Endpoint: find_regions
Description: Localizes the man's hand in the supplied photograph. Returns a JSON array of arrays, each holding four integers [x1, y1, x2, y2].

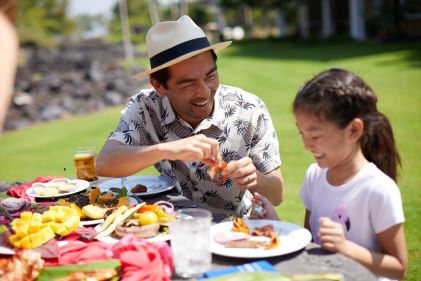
[[162, 134, 221, 162], [221, 157, 257, 189], [318, 217, 348, 254]]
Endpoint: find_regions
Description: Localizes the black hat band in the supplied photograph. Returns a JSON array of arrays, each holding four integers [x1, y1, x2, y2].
[[150, 37, 210, 69]]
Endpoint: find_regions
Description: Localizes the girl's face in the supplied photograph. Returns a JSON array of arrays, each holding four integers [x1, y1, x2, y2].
[[294, 109, 359, 169]]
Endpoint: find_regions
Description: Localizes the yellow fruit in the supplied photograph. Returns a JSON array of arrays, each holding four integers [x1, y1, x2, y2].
[[9, 211, 58, 248], [82, 204, 107, 219], [89, 188, 100, 204], [70, 203, 87, 219], [116, 197, 130, 207], [29, 227, 55, 248], [137, 211, 158, 226]]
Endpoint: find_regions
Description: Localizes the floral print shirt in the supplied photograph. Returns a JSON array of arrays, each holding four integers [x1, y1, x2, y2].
[[108, 84, 281, 215]]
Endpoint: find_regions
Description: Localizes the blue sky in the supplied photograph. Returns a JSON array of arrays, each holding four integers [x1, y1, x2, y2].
[[68, 0, 118, 17]]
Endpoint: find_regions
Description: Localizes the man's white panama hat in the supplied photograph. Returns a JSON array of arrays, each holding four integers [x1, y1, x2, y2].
[[134, 15, 232, 79]]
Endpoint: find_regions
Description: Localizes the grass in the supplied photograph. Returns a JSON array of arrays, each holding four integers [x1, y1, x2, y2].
[[1, 39, 420, 279]]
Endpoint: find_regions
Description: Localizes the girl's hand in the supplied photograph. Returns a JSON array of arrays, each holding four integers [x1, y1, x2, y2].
[[318, 217, 348, 254], [249, 192, 279, 220]]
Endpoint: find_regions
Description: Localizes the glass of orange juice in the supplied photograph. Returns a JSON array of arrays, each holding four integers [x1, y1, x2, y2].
[[73, 147, 98, 181]]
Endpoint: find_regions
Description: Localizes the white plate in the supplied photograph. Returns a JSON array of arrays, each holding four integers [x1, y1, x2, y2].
[[25, 179, 90, 199], [98, 176, 175, 197], [94, 224, 171, 243], [210, 219, 311, 258], [0, 246, 15, 255], [79, 218, 105, 227], [78, 196, 137, 226]]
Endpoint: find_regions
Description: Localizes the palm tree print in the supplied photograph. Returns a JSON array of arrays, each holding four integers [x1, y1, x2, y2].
[[246, 134, 263, 152], [262, 142, 271, 160], [203, 189, 222, 201], [217, 126, 231, 145], [233, 119, 250, 135], [221, 148, 239, 162], [224, 200, 236, 211], [224, 105, 236, 118], [193, 162, 208, 180]]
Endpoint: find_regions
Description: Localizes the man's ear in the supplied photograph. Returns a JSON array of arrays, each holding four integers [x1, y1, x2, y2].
[[349, 118, 364, 141], [150, 78, 165, 96]]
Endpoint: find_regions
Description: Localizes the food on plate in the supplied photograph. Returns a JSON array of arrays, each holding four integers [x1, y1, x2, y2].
[[95, 204, 144, 239], [52, 268, 117, 281], [115, 220, 160, 239], [33, 186, 60, 196], [30, 178, 80, 196], [100, 206, 127, 231], [131, 183, 148, 193], [0, 249, 44, 281], [95, 202, 176, 240], [232, 217, 250, 234], [82, 205, 108, 219], [134, 210, 158, 225], [9, 206, 80, 248], [215, 217, 280, 250], [207, 159, 229, 186], [57, 188, 130, 221]]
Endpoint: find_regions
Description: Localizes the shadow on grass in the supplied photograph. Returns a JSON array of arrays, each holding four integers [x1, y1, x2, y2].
[[222, 38, 421, 68]]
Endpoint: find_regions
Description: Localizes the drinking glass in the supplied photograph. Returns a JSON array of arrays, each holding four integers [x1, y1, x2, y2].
[[169, 208, 212, 278], [73, 146, 98, 181]]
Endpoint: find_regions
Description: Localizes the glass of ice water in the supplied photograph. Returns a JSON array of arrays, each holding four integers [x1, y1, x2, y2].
[[169, 208, 212, 278]]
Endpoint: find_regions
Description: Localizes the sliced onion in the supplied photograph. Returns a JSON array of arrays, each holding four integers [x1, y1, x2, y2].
[[153, 201, 174, 215], [0, 198, 26, 212], [213, 231, 250, 244]]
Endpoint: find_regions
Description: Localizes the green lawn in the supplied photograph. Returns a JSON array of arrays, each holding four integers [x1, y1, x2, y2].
[[1, 39, 420, 279]]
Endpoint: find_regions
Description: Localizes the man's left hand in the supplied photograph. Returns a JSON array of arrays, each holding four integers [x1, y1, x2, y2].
[[222, 157, 257, 189]]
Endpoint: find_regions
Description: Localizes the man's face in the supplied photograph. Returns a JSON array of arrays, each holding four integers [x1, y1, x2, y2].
[[153, 51, 219, 127]]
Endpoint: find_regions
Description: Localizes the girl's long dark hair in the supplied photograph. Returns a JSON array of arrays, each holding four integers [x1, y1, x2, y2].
[[293, 68, 401, 181]]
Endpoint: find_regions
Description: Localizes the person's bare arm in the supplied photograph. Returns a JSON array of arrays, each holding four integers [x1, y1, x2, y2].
[[0, 13, 18, 133], [96, 134, 221, 177], [221, 157, 284, 206], [319, 218, 407, 279], [251, 168, 284, 205]]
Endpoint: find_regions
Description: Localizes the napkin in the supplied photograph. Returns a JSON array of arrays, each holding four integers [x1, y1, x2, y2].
[[196, 260, 277, 279], [107, 235, 173, 281], [45, 235, 173, 281], [6, 176, 62, 199]]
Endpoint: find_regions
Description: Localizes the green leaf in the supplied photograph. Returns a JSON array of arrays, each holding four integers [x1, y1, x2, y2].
[[0, 224, 8, 234], [118, 186, 128, 199], [37, 259, 121, 281]]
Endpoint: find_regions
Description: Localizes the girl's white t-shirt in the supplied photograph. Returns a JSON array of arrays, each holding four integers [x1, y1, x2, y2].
[[299, 162, 404, 252]]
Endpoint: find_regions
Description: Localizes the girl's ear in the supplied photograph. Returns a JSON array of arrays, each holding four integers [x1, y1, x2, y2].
[[150, 78, 165, 96], [348, 118, 364, 141]]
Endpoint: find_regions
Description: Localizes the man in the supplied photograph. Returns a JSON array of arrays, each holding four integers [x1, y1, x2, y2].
[[96, 15, 284, 215]]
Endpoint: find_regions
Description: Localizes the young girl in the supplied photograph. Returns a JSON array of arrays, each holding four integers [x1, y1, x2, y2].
[[250, 68, 407, 280]]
